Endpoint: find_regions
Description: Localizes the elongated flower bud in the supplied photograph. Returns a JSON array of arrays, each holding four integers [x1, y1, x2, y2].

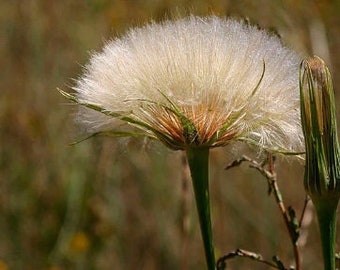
[[300, 56, 340, 199], [300, 56, 340, 270]]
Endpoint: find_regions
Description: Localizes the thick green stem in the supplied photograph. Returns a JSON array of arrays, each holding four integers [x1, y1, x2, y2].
[[313, 197, 339, 270], [185, 147, 215, 270]]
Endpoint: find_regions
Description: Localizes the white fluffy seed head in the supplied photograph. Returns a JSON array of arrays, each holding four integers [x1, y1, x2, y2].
[[73, 15, 304, 153]]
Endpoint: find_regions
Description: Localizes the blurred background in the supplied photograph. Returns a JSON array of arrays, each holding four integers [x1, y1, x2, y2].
[[1, 0, 340, 269]]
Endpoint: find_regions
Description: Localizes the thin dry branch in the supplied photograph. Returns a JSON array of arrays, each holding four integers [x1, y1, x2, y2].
[[224, 153, 302, 270]]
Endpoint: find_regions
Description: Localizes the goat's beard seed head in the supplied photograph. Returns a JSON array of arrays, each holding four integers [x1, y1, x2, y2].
[[71, 15, 304, 154]]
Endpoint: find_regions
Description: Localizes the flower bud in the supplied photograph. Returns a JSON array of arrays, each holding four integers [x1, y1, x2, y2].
[[300, 56, 340, 200]]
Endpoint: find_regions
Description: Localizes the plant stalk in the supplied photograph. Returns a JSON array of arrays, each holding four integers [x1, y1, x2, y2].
[[186, 147, 215, 270], [313, 197, 339, 270], [267, 154, 301, 270]]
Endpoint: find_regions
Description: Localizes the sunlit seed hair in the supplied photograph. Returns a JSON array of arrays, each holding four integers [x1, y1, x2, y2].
[[72, 15, 304, 153]]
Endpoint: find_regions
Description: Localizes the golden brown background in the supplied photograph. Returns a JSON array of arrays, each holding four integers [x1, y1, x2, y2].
[[1, 0, 340, 269]]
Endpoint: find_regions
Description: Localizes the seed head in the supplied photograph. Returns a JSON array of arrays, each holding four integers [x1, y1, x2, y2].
[[63, 16, 304, 153]]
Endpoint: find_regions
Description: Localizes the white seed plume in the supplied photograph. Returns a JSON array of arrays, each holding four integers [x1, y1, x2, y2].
[[71, 16, 304, 153]]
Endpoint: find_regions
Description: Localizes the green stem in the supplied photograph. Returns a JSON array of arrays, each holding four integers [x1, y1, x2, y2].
[[185, 147, 215, 270], [313, 197, 339, 270]]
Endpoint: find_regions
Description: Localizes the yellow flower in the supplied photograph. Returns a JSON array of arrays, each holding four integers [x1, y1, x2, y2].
[[69, 231, 90, 253], [0, 261, 8, 270]]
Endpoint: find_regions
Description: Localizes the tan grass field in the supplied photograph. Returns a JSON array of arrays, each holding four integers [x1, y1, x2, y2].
[[1, 0, 340, 269]]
